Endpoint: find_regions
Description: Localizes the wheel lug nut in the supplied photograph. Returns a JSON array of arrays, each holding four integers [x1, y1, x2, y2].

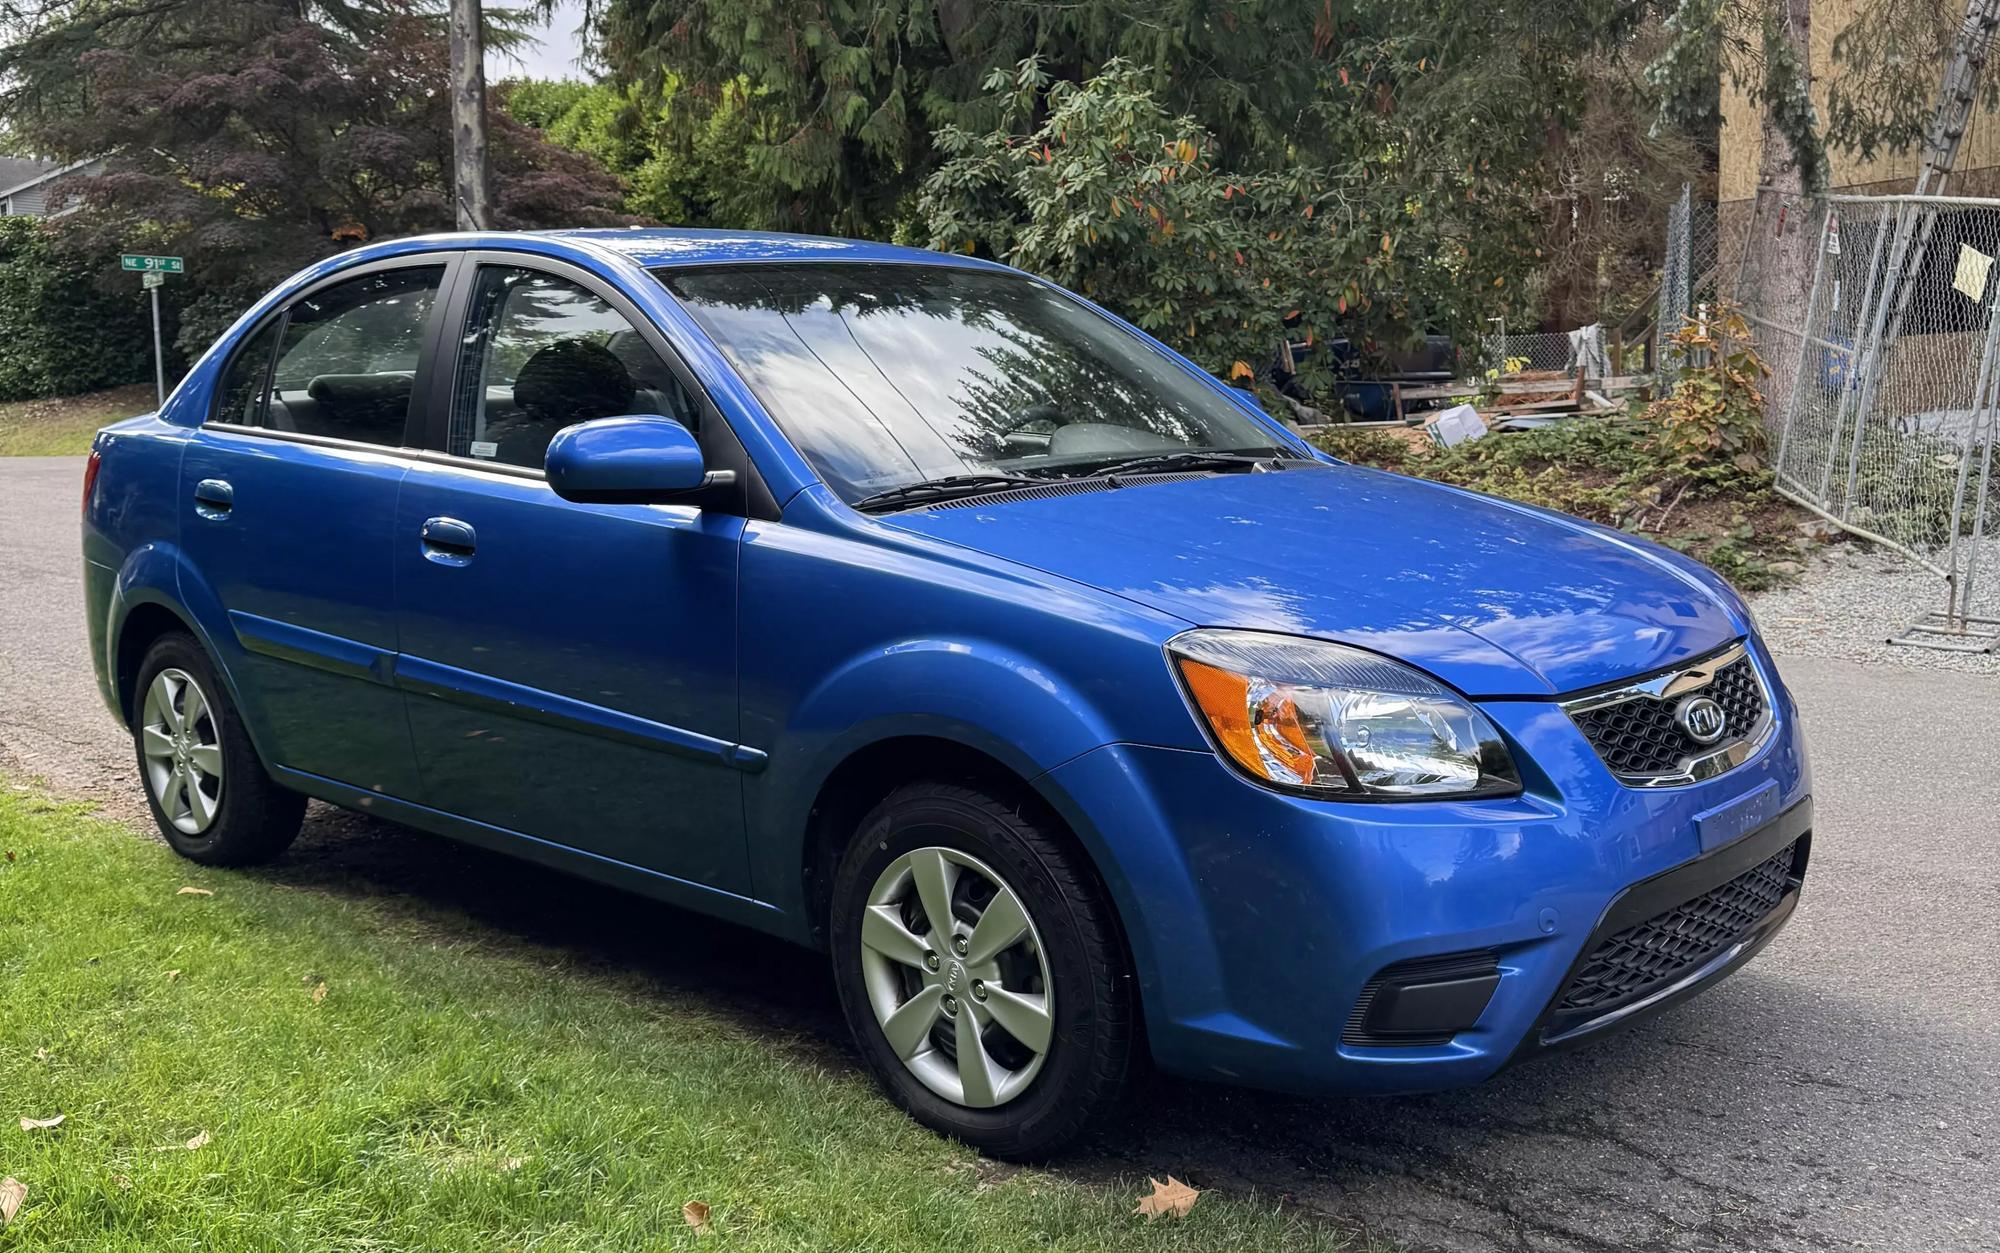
[[971, 980, 987, 1001], [941, 994, 958, 1016], [952, 935, 969, 957], [923, 951, 939, 972]]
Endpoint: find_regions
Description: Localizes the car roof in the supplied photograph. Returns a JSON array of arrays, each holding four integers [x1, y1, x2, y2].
[[534, 227, 1002, 272]]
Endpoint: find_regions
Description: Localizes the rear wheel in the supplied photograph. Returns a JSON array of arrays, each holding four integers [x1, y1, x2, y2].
[[829, 781, 1135, 1159], [132, 632, 304, 865]]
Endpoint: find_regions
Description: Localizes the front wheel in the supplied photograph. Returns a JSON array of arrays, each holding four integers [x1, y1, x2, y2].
[[829, 782, 1136, 1159], [131, 632, 305, 866]]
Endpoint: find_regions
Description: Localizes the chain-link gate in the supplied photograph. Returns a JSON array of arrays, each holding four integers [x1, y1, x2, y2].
[[1744, 192, 2000, 651]]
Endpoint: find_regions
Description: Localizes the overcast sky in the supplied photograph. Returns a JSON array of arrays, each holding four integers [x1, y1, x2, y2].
[[487, 0, 592, 82]]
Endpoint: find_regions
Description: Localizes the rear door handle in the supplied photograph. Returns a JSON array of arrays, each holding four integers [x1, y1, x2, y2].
[[420, 516, 477, 565], [193, 478, 234, 519]]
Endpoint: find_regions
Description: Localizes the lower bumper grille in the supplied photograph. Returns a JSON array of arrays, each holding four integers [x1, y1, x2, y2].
[[1552, 838, 1803, 1025]]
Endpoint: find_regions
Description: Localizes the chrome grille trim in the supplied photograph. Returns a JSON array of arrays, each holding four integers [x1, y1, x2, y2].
[[1560, 642, 1776, 788]]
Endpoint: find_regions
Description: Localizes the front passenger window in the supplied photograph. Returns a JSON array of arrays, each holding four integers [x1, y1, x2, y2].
[[266, 266, 443, 446], [450, 266, 701, 470]]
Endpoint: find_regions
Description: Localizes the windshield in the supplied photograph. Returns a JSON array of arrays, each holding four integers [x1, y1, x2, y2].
[[656, 263, 1286, 501]]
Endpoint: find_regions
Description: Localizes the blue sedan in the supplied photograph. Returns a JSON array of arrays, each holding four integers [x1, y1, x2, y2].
[[81, 229, 1812, 1158]]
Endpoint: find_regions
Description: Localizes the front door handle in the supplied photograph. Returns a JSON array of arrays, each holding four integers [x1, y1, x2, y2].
[[193, 478, 234, 519], [420, 516, 477, 566]]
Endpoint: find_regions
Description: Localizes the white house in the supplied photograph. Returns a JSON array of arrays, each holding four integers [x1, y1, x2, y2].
[[0, 157, 102, 218]]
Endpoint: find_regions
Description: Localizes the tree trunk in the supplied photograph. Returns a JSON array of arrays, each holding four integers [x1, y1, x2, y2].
[[449, 0, 491, 231], [1752, 0, 1815, 427]]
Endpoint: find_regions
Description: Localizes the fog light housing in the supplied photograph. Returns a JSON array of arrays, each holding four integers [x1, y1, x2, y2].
[[1342, 951, 1501, 1047]]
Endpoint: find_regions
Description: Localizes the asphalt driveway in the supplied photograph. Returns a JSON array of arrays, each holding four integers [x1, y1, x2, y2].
[[5, 453, 1996, 1251]]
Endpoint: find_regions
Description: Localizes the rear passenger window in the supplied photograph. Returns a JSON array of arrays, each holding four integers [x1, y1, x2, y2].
[[265, 266, 443, 446], [450, 266, 701, 470], [212, 319, 279, 426]]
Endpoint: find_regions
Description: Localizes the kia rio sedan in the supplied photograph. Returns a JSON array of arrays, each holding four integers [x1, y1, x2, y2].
[[82, 229, 1812, 1158]]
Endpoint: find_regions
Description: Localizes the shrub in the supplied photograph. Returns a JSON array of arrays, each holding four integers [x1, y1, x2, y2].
[[1315, 324, 1810, 589], [0, 218, 155, 402]]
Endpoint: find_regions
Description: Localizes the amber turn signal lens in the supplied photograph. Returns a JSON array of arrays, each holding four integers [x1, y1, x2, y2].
[[1175, 657, 1318, 786]]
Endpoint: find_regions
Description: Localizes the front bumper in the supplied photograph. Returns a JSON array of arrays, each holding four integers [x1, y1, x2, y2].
[[1045, 645, 1813, 1095]]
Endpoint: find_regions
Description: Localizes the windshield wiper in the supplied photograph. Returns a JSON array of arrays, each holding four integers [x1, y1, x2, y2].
[[851, 473, 1049, 513], [1079, 449, 1303, 480]]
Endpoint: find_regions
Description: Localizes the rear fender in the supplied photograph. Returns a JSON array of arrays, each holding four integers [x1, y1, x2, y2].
[[105, 543, 269, 765]]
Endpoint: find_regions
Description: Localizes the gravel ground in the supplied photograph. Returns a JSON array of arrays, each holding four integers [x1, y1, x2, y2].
[[1750, 535, 2000, 674]]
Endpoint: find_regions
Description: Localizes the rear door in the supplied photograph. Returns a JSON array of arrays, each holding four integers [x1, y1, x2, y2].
[[179, 258, 453, 798], [391, 253, 752, 892]]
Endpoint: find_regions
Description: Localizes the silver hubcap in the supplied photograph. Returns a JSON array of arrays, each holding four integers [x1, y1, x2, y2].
[[858, 847, 1053, 1109], [140, 668, 222, 835]]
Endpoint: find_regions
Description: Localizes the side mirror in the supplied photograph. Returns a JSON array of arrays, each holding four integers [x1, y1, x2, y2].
[[544, 415, 728, 504]]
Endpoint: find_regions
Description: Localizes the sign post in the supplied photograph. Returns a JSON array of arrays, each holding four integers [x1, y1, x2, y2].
[[122, 254, 184, 407]]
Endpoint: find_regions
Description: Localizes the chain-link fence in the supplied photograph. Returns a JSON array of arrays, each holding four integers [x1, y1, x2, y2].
[[1655, 184, 1736, 393], [1737, 190, 2000, 650], [1481, 327, 1608, 375]]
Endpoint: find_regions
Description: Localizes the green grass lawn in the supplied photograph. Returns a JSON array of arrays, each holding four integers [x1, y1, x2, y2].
[[0, 386, 153, 457], [0, 784, 1353, 1251]]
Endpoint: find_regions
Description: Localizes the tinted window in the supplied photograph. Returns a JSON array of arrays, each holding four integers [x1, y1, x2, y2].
[[659, 264, 1279, 500], [212, 318, 279, 426], [450, 266, 700, 470], [265, 266, 443, 446]]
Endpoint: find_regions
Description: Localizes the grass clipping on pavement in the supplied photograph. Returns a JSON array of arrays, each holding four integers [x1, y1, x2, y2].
[[0, 784, 1350, 1250]]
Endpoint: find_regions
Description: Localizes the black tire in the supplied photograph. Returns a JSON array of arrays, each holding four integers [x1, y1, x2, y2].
[[829, 781, 1136, 1159], [131, 632, 305, 866]]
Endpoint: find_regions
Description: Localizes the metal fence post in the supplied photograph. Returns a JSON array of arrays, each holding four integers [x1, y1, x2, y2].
[[1826, 200, 1916, 509]]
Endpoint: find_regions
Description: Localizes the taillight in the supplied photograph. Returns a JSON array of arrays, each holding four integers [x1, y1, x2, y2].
[[82, 449, 103, 517]]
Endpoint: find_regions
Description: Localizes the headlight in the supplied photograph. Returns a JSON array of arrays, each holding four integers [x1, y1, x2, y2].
[[1167, 629, 1521, 799]]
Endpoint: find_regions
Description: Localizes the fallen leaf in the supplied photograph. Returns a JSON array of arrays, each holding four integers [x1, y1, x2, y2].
[[311, 981, 327, 1004], [185, 1130, 210, 1151], [1133, 1176, 1202, 1220], [164, 970, 181, 982], [0, 1178, 23, 1226], [19, 1114, 64, 1131], [682, 1200, 713, 1236], [4, 850, 14, 862], [175, 886, 213, 897]]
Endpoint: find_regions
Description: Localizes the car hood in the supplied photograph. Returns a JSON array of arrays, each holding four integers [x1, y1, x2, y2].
[[881, 463, 1743, 697]]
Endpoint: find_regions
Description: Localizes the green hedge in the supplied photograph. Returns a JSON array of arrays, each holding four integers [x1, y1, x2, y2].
[[0, 217, 157, 402]]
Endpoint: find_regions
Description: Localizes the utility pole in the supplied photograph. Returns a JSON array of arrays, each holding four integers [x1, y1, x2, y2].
[[448, 0, 492, 230]]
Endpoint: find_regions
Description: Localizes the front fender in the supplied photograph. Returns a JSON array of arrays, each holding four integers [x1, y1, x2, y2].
[[743, 637, 1127, 925]]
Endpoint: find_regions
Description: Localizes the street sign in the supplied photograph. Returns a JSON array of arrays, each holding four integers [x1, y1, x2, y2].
[[120, 254, 184, 273], [141, 270, 164, 290]]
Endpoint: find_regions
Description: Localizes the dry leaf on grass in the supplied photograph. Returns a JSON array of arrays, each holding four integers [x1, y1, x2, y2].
[[1133, 1176, 1202, 1220], [155, 1130, 210, 1152], [0, 1178, 24, 1226], [175, 886, 213, 897], [310, 982, 327, 1004], [682, 1200, 713, 1236], [18, 1115, 64, 1131], [164, 970, 181, 982], [185, 1130, 210, 1151]]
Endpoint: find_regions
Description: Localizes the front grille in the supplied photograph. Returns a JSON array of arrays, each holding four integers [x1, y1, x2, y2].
[[1552, 839, 1800, 1023], [1567, 650, 1768, 780]]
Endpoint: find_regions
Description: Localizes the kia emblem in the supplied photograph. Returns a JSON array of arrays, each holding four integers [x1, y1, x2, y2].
[[1676, 695, 1728, 745]]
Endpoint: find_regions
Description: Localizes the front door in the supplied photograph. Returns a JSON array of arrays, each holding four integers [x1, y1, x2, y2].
[[179, 260, 450, 798], [392, 258, 750, 892]]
